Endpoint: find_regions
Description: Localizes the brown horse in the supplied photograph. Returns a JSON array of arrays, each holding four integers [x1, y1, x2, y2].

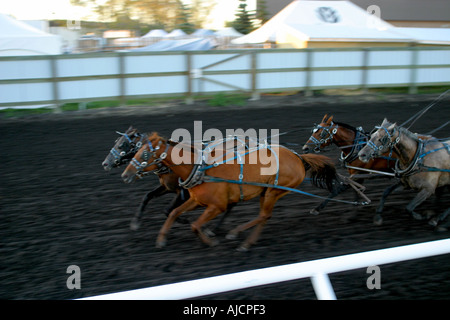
[[102, 126, 231, 232], [121, 132, 339, 251], [359, 118, 450, 228], [303, 114, 397, 224]]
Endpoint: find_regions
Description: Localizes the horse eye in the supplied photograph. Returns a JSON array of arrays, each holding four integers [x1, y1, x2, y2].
[[120, 151, 126, 156]]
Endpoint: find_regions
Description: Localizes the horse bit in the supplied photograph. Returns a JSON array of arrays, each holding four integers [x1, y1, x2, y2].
[[308, 123, 338, 152]]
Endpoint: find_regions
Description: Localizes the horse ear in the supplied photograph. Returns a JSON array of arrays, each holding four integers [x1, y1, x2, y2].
[[381, 118, 389, 126], [327, 115, 334, 124], [321, 114, 328, 123], [388, 122, 397, 131]]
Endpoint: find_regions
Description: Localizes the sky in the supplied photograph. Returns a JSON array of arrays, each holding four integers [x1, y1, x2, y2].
[[0, 0, 256, 30]]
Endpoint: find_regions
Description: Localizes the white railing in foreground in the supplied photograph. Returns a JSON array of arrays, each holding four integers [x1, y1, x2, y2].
[[81, 238, 450, 300]]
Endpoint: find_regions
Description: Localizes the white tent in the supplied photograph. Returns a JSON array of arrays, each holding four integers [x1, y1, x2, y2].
[[192, 29, 215, 37], [395, 27, 450, 46], [142, 29, 168, 38], [133, 38, 215, 52], [214, 27, 243, 38], [165, 29, 187, 39], [232, 0, 412, 47], [0, 14, 62, 55]]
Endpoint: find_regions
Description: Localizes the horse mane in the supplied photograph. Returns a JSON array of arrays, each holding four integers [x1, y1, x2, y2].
[[398, 127, 419, 141], [334, 121, 357, 132]]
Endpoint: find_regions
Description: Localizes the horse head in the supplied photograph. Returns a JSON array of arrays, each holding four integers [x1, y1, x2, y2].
[[121, 132, 169, 183], [358, 118, 399, 163], [303, 114, 337, 153], [102, 126, 145, 171]]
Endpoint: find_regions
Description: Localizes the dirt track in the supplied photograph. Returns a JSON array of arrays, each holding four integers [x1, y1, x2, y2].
[[1, 92, 449, 300]]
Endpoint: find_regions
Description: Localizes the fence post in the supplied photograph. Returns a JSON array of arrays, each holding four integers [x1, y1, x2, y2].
[[305, 49, 313, 97], [311, 273, 337, 300], [49, 55, 61, 113], [409, 45, 419, 94], [361, 48, 370, 93], [250, 51, 260, 101], [118, 52, 127, 107], [185, 52, 194, 105]]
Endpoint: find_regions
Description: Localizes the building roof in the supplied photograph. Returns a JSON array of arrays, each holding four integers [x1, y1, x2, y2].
[[234, 1, 412, 45], [262, 0, 450, 22]]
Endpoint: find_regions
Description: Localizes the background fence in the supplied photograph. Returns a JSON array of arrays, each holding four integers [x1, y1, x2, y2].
[[1, 46, 450, 108]]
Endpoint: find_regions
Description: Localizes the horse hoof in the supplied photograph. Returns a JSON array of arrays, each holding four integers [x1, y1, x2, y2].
[[412, 212, 423, 221], [373, 215, 383, 226], [156, 238, 167, 249], [129, 218, 140, 231], [310, 208, 320, 215], [428, 218, 438, 227], [204, 228, 216, 237], [236, 245, 249, 252], [226, 232, 238, 240]]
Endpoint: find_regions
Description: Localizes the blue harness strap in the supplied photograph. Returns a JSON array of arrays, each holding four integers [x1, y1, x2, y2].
[[202, 175, 361, 205]]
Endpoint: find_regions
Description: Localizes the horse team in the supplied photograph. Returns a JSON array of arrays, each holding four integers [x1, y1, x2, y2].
[[102, 113, 450, 251]]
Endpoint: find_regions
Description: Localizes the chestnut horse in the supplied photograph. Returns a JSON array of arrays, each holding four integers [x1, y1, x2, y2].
[[303, 114, 397, 224], [102, 126, 230, 232], [121, 132, 338, 251], [359, 118, 450, 229]]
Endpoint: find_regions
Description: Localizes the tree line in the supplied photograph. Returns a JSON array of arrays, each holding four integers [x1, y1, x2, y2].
[[70, 0, 269, 35]]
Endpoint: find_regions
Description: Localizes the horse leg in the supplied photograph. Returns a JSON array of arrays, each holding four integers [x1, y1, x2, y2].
[[156, 198, 199, 248], [406, 188, 433, 221], [205, 203, 236, 237], [130, 185, 169, 231], [227, 196, 267, 240], [237, 192, 284, 251], [191, 205, 224, 247], [310, 183, 349, 215], [429, 207, 450, 231], [164, 188, 191, 224], [374, 181, 402, 226]]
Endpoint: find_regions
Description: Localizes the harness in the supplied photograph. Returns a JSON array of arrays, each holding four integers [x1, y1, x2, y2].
[[130, 139, 171, 178], [339, 128, 368, 165], [133, 134, 366, 206], [109, 131, 145, 165], [395, 138, 450, 177], [366, 125, 450, 177], [307, 123, 338, 152]]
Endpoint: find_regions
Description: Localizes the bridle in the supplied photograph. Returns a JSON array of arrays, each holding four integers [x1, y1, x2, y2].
[[307, 123, 338, 152], [366, 125, 400, 157], [130, 139, 171, 177], [109, 131, 145, 166]]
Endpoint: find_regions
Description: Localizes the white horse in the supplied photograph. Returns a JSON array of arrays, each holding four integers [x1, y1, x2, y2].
[[358, 119, 450, 229]]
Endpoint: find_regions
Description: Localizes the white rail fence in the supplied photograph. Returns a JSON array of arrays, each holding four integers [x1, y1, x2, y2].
[[81, 238, 450, 300], [1, 47, 450, 109]]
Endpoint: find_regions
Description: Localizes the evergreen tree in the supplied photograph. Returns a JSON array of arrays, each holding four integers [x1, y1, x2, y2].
[[175, 1, 196, 33], [256, 0, 269, 27], [231, 0, 254, 35]]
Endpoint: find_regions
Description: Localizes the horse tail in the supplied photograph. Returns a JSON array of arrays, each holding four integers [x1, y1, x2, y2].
[[299, 154, 338, 192]]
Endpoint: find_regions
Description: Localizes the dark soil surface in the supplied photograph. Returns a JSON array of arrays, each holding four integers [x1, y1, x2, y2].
[[1, 92, 449, 300]]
